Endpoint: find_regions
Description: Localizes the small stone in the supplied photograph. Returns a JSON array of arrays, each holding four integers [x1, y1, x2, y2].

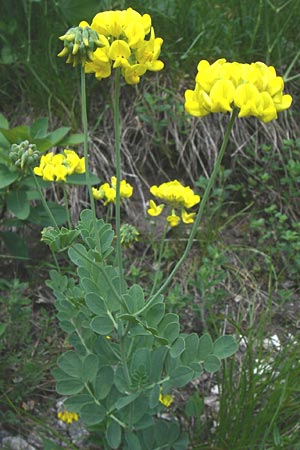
[[2, 436, 37, 450]]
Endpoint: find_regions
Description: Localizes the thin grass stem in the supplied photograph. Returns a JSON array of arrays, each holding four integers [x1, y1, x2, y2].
[[140, 109, 238, 314]]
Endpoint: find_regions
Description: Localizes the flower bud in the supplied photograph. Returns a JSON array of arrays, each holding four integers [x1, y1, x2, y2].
[[9, 141, 40, 171], [58, 25, 103, 67]]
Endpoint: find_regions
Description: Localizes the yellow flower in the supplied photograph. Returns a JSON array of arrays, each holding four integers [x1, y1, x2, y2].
[[167, 213, 180, 227], [64, 149, 85, 174], [159, 392, 174, 408], [181, 210, 196, 224], [148, 180, 200, 227], [93, 176, 133, 205], [92, 187, 104, 200], [82, 7, 164, 84], [185, 59, 292, 122], [147, 199, 164, 216], [57, 410, 79, 424], [33, 150, 85, 182]]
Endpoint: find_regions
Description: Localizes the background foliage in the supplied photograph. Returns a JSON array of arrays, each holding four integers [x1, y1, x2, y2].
[[1, 0, 300, 449]]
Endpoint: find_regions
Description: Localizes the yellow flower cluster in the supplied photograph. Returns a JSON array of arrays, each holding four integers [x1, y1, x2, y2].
[[92, 176, 133, 205], [185, 59, 292, 122], [57, 410, 79, 424], [34, 149, 85, 182], [148, 180, 200, 227], [82, 8, 164, 84]]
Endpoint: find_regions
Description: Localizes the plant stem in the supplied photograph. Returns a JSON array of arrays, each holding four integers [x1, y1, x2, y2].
[[143, 109, 238, 312], [149, 221, 169, 296], [32, 173, 59, 231], [81, 65, 103, 254], [81, 66, 96, 217], [113, 68, 125, 293]]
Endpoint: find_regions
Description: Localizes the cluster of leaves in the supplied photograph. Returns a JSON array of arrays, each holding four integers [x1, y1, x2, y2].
[[45, 210, 237, 449], [0, 114, 88, 258]]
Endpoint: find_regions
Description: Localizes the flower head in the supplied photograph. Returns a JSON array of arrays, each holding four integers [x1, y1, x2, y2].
[[9, 141, 40, 171], [57, 410, 79, 424], [33, 149, 85, 182], [185, 59, 292, 122], [92, 176, 133, 205], [148, 180, 200, 227], [159, 392, 174, 408], [83, 8, 164, 84], [58, 24, 102, 67]]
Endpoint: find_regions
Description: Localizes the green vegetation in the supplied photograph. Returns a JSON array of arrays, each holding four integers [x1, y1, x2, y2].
[[1, 0, 300, 449]]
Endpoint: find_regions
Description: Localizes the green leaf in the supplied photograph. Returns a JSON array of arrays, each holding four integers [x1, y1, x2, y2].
[[149, 384, 160, 409], [0, 231, 28, 258], [181, 333, 199, 365], [158, 313, 179, 333], [170, 337, 185, 358], [169, 366, 194, 387], [47, 126, 70, 145], [66, 172, 101, 185], [0, 126, 30, 143], [86, 292, 106, 315], [7, 190, 30, 219], [30, 117, 48, 139], [90, 315, 114, 335], [114, 367, 129, 393], [57, 350, 82, 378], [173, 433, 189, 450], [94, 366, 114, 400], [130, 347, 151, 374], [213, 335, 238, 359], [51, 367, 70, 381], [149, 346, 168, 382], [145, 303, 165, 327], [57, 0, 102, 23], [115, 393, 139, 411], [56, 378, 84, 395], [82, 354, 99, 382], [0, 113, 9, 129], [203, 354, 221, 373], [126, 397, 149, 425], [32, 138, 54, 153], [123, 284, 145, 314], [134, 414, 153, 431], [106, 422, 122, 449], [125, 431, 142, 450], [28, 203, 67, 226], [198, 333, 213, 361], [64, 394, 93, 412], [41, 226, 80, 252], [163, 322, 180, 344], [80, 403, 106, 425], [60, 133, 84, 146], [0, 165, 18, 188]]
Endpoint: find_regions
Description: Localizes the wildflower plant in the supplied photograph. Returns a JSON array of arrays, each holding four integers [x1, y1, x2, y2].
[[30, 6, 293, 450]]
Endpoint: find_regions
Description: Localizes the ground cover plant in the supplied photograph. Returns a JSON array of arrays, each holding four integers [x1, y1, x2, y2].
[[1, 1, 300, 449]]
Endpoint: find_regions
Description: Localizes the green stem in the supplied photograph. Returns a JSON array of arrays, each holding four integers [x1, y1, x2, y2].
[[81, 65, 103, 256], [81, 66, 96, 216], [149, 221, 169, 296], [32, 173, 59, 231], [141, 109, 238, 314], [113, 68, 125, 293]]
